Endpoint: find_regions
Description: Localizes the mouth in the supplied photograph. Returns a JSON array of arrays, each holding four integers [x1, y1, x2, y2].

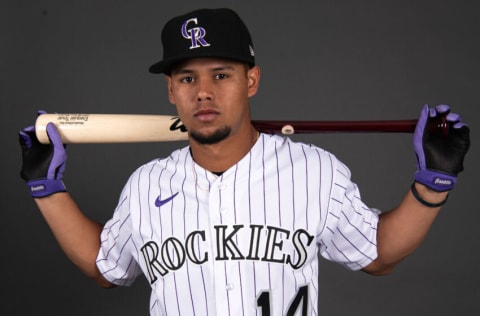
[[194, 109, 220, 123]]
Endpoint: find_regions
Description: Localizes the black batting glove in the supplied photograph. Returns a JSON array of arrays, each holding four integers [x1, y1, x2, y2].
[[19, 121, 67, 198], [413, 104, 470, 191]]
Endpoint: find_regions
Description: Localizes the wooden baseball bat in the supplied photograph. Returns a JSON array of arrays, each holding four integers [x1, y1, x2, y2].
[[35, 113, 421, 144]]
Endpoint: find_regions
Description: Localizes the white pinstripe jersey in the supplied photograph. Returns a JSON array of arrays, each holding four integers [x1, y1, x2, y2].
[[97, 133, 379, 316]]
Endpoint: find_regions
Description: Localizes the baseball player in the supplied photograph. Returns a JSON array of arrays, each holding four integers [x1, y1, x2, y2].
[[19, 8, 470, 315]]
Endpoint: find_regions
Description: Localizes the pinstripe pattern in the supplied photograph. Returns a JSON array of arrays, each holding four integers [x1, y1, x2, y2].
[[96, 133, 379, 315]]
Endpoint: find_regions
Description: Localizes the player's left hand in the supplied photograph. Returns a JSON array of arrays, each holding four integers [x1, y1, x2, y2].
[[413, 104, 470, 191], [19, 116, 67, 198]]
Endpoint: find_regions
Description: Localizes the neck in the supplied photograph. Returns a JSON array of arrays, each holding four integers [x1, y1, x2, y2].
[[189, 125, 259, 173]]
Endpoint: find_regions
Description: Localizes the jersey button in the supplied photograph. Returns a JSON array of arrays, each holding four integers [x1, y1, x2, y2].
[[225, 283, 234, 291], [220, 207, 228, 214], [217, 183, 227, 190]]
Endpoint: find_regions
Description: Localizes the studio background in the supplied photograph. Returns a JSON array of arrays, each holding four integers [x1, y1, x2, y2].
[[2, 0, 479, 315]]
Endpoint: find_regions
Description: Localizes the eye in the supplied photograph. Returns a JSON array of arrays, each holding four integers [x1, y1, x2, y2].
[[215, 73, 228, 80], [180, 76, 194, 83]]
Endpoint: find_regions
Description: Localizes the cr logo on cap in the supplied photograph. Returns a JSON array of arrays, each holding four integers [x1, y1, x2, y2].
[[181, 18, 211, 49]]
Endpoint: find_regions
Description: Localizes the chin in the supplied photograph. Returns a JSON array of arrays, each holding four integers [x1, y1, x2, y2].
[[190, 126, 231, 145]]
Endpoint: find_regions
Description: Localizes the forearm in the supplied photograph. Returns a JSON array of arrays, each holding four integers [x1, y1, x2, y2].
[[34, 192, 112, 287], [363, 182, 447, 275], [364, 104, 469, 275]]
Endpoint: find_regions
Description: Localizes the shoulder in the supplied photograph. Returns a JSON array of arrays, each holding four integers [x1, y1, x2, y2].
[[128, 146, 191, 180], [259, 133, 339, 161], [258, 133, 351, 178]]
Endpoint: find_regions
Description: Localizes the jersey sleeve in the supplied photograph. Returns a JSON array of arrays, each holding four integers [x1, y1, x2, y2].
[[96, 184, 143, 286], [318, 158, 380, 271]]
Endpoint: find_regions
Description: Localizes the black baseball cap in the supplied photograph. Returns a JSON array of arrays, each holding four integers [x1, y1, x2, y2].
[[149, 8, 255, 74]]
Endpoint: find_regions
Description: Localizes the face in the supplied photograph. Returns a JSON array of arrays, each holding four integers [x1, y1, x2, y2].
[[166, 58, 260, 145]]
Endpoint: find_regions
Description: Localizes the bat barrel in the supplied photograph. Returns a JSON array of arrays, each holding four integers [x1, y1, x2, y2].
[[35, 113, 189, 144], [252, 119, 419, 134]]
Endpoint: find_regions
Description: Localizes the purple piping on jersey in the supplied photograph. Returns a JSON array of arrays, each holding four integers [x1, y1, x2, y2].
[[156, 163, 168, 315], [248, 143, 259, 307], [192, 157, 210, 315], [273, 136, 282, 308], [181, 153, 198, 314], [218, 178, 232, 315], [233, 163, 246, 314], [147, 163, 157, 241], [169, 161, 182, 315]]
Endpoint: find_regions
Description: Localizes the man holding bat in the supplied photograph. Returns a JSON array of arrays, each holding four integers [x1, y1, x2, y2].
[[18, 8, 470, 315]]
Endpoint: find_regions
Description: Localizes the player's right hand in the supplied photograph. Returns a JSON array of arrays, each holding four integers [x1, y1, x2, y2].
[[19, 118, 67, 198]]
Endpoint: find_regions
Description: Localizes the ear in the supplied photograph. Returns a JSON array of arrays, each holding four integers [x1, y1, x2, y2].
[[247, 66, 261, 98], [166, 76, 176, 104]]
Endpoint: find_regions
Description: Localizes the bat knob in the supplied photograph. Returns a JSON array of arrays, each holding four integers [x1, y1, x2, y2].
[[429, 112, 449, 137]]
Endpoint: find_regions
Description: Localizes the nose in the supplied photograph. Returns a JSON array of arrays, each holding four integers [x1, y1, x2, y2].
[[196, 78, 214, 102]]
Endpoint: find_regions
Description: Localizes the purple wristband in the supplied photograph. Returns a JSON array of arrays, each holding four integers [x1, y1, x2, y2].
[[414, 170, 457, 192], [27, 179, 67, 198]]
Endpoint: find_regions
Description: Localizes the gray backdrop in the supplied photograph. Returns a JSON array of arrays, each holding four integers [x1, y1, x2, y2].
[[2, 0, 479, 315]]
